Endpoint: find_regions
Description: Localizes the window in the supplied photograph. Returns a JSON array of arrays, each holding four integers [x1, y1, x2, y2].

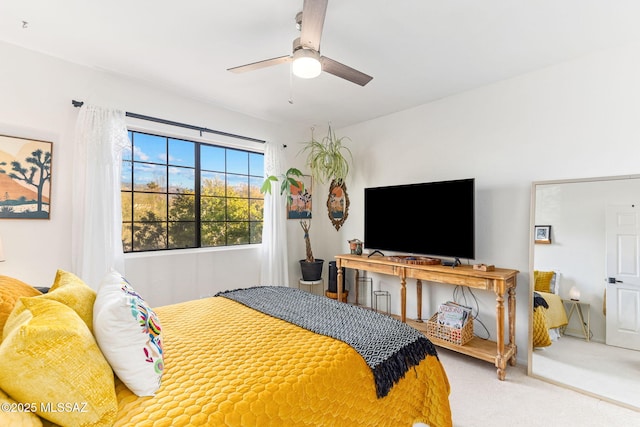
[[121, 131, 264, 252]]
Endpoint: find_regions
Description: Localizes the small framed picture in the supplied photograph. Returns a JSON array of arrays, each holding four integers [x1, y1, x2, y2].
[[534, 225, 552, 244]]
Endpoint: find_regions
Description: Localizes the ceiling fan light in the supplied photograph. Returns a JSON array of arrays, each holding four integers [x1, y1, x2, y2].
[[292, 49, 321, 79]]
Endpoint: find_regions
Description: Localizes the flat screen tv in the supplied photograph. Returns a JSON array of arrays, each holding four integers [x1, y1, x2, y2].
[[364, 178, 475, 262]]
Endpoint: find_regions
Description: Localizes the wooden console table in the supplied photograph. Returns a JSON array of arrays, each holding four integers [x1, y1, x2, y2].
[[335, 254, 519, 380]]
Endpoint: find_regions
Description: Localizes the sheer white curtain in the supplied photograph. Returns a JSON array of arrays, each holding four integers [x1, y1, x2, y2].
[[260, 141, 290, 286], [71, 105, 129, 289]]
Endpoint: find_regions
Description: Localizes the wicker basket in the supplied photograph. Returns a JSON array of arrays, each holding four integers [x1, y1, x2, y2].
[[425, 313, 473, 345]]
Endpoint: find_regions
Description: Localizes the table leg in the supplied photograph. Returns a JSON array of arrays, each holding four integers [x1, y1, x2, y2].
[[576, 304, 590, 341], [567, 303, 576, 321], [354, 269, 360, 305], [585, 306, 590, 342], [337, 259, 343, 303], [416, 279, 423, 322], [508, 286, 517, 366], [564, 303, 576, 337], [400, 271, 407, 323], [495, 291, 506, 380]]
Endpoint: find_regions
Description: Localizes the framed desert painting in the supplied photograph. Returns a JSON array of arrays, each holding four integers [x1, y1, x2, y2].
[[0, 135, 52, 219]]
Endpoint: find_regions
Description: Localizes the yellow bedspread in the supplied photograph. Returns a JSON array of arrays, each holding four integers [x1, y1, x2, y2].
[[113, 296, 452, 427], [537, 291, 568, 329], [532, 305, 551, 348]]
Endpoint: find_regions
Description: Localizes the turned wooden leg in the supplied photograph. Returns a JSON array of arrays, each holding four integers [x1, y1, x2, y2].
[[495, 291, 506, 380], [508, 286, 517, 366], [496, 358, 507, 381], [337, 260, 343, 302], [416, 279, 423, 322], [400, 272, 407, 323]]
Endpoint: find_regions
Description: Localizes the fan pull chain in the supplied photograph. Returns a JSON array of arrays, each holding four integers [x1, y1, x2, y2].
[[288, 63, 294, 104]]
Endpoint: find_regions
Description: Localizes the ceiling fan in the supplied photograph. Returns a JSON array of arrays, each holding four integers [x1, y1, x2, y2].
[[227, 0, 373, 86]]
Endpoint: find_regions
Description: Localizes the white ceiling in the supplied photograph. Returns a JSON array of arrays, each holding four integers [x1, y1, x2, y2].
[[2, 1, 640, 128]]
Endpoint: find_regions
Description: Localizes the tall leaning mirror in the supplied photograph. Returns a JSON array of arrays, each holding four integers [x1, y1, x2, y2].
[[528, 174, 640, 411]]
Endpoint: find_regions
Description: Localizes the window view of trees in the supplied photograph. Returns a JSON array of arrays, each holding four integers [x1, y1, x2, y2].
[[121, 131, 264, 252]]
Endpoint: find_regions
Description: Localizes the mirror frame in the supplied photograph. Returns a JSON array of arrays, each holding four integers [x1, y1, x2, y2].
[[327, 180, 350, 231], [527, 173, 640, 403]]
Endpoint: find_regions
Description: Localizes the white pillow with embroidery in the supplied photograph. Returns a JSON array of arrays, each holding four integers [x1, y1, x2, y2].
[[93, 270, 164, 396]]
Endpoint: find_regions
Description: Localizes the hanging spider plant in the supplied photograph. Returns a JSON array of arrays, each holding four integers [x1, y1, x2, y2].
[[300, 125, 352, 185]]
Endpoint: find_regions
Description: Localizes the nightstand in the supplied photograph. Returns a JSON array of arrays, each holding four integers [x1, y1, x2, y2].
[[561, 299, 590, 341]]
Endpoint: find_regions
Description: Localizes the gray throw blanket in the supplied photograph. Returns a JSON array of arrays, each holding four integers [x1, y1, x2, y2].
[[216, 286, 438, 398]]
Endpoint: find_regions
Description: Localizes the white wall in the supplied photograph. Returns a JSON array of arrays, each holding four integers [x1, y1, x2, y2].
[[0, 41, 307, 306], [326, 43, 640, 364], [4, 37, 640, 364]]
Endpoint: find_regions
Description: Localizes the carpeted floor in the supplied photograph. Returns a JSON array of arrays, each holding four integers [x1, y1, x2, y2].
[[437, 347, 640, 427], [531, 335, 640, 409]]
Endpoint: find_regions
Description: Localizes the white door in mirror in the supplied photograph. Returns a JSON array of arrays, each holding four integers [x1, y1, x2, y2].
[[605, 205, 640, 350]]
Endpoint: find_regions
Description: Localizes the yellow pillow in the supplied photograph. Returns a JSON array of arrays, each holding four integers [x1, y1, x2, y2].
[[0, 276, 41, 337], [0, 298, 117, 427], [534, 270, 554, 293], [48, 269, 97, 331], [0, 389, 43, 427], [7, 270, 96, 336]]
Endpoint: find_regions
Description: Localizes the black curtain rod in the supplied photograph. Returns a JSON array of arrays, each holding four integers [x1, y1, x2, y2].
[[71, 100, 266, 144]]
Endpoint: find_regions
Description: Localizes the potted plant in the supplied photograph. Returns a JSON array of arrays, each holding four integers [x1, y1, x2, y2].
[[260, 167, 304, 197], [261, 167, 324, 281], [300, 125, 353, 186], [261, 125, 352, 195], [298, 220, 323, 281], [261, 125, 352, 283], [300, 125, 353, 285]]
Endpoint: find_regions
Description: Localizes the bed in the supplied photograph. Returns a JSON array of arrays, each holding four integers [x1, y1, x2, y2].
[[532, 271, 568, 348], [0, 271, 452, 427]]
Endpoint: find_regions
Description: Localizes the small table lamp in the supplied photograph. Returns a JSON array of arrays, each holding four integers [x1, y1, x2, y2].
[[569, 285, 580, 301]]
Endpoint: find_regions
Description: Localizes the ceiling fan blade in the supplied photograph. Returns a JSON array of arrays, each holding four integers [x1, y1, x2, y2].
[[320, 56, 373, 86], [227, 55, 292, 73], [300, 0, 328, 51]]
